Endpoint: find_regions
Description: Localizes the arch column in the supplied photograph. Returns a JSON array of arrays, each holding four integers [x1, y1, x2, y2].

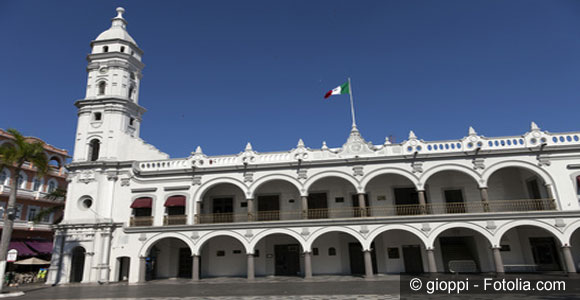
[[426, 248, 437, 273], [363, 250, 374, 278], [247, 198, 254, 222], [247, 253, 255, 280], [194, 202, 201, 224], [480, 187, 490, 212], [192, 255, 200, 281], [138, 257, 146, 283], [417, 190, 427, 214], [301, 195, 308, 219], [562, 246, 577, 276], [492, 247, 504, 274], [358, 193, 367, 217], [304, 251, 312, 279]]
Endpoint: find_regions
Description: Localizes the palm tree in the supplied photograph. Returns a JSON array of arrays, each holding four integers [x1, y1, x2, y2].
[[0, 129, 48, 292], [32, 188, 66, 224]]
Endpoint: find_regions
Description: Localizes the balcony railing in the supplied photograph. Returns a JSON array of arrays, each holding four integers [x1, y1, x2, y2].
[[130, 216, 154, 227], [163, 215, 187, 225], [196, 198, 556, 224]]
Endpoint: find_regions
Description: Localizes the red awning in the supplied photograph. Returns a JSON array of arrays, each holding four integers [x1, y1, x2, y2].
[[165, 195, 186, 207], [9, 241, 36, 257], [130, 197, 152, 209], [25, 240, 53, 254]]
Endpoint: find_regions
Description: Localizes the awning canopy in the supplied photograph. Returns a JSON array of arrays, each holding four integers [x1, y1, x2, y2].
[[14, 257, 50, 265], [9, 241, 36, 257], [26, 240, 53, 254], [130, 197, 152, 209], [164, 195, 186, 207]]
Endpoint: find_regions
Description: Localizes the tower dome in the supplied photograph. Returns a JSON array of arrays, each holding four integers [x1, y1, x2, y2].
[[94, 7, 138, 46]]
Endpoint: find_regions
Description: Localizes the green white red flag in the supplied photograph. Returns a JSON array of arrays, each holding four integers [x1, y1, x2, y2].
[[324, 82, 350, 99]]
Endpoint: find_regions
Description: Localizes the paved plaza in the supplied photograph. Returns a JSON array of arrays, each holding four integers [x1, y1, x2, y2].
[[6, 275, 580, 300]]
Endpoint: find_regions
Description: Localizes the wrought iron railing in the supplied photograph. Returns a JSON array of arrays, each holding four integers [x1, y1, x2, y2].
[[195, 198, 556, 224], [163, 214, 187, 225], [130, 216, 154, 227]]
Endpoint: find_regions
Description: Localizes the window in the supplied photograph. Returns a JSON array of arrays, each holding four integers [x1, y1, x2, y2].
[[128, 86, 134, 99], [14, 204, 23, 220], [328, 247, 336, 256], [103, 46, 108, 53], [130, 72, 135, 80], [88, 139, 100, 161], [129, 118, 135, 126], [98, 82, 106, 95], [93, 112, 102, 121], [27, 205, 39, 221], [17, 172, 27, 189], [47, 180, 57, 193], [41, 212, 53, 223], [0, 170, 8, 186], [120, 46, 125, 53], [0, 202, 5, 217], [32, 178, 43, 192]]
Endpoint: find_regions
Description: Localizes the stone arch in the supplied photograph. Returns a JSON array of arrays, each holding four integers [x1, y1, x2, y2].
[[482, 160, 555, 189], [420, 164, 483, 189], [494, 219, 564, 247], [138, 232, 195, 257], [193, 177, 249, 202], [427, 222, 494, 248], [249, 228, 307, 252], [365, 224, 428, 250], [563, 219, 580, 246], [194, 231, 250, 255], [249, 174, 303, 198], [304, 171, 361, 195], [306, 227, 366, 251], [361, 167, 419, 191]]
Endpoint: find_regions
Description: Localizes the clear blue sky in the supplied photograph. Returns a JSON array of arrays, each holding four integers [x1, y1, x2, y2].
[[1, 0, 580, 158]]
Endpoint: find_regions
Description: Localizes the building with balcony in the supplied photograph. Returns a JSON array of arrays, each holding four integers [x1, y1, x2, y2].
[[0, 129, 68, 260], [48, 8, 580, 285]]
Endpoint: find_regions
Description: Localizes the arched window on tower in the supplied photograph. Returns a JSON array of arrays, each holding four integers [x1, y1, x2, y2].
[[120, 46, 125, 53], [103, 46, 109, 53], [88, 139, 100, 161], [98, 82, 106, 95], [128, 86, 134, 99]]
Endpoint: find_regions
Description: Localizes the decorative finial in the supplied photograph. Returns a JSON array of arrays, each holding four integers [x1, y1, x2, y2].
[[531, 121, 540, 131], [297, 139, 305, 147], [245, 142, 253, 151], [384, 137, 391, 145], [116, 7, 125, 19], [468, 126, 477, 136], [321, 141, 328, 150], [408, 130, 417, 139], [195, 146, 203, 154]]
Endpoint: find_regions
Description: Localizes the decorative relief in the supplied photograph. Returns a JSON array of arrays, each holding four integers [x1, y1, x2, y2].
[[411, 161, 423, 173], [138, 233, 147, 242], [120, 178, 131, 187], [352, 165, 364, 177], [106, 171, 118, 181], [297, 169, 308, 180], [244, 172, 254, 183], [301, 228, 310, 236], [538, 154, 551, 167], [191, 232, 199, 240], [359, 225, 369, 234], [421, 223, 431, 232], [472, 158, 485, 170], [244, 229, 253, 238], [486, 221, 497, 230], [192, 175, 202, 186], [78, 170, 96, 184]]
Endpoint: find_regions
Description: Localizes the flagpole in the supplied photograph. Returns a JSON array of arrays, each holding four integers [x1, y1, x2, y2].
[[348, 77, 357, 128]]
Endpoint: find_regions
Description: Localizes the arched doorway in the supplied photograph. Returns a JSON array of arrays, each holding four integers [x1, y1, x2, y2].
[[200, 183, 246, 224], [306, 176, 358, 219], [487, 167, 553, 212], [253, 233, 304, 277], [310, 231, 375, 276], [369, 229, 427, 274], [146, 238, 192, 281], [252, 179, 301, 221], [432, 227, 494, 273], [69, 246, 86, 283], [117, 257, 130, 282], [199, 236, 247, 278], [499, 225, 563, 272], [365, 173, 421, 216], [424, 170, 481, 214]]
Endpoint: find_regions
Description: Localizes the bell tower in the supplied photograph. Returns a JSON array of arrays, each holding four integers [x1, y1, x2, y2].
[[72, 7, 166, 162]]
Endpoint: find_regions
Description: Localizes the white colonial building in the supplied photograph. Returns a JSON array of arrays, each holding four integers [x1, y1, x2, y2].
[[48, 8, 580, 285]]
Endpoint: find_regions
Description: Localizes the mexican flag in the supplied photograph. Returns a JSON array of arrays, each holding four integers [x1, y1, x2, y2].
[[324, 82, 350, 99]]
